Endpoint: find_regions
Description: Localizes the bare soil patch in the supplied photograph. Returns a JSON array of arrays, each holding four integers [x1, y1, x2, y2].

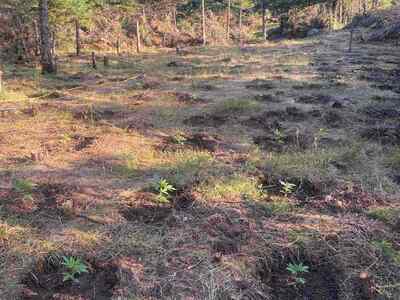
[[183, 114, 227, 127]]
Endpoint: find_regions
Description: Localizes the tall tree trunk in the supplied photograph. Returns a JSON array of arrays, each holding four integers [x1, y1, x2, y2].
[[39, 0, 55, 73], [239, 1, 243, 45], [33, 20, 40, 56], [136, 19, 141, 53], [202, 0, 206, 46], [172, 5, 177, 31], [226, 0, 231, 41], [262, 1, 267, 40], [75, 19, 81, 56]]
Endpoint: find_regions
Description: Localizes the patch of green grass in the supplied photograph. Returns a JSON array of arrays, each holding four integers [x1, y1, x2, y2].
[[367, 207, 399, 225], [265, 149, 335, 180], [113, 153, 138, 178], [372, 240, 400, 264], [213, 99, 262, 115], [259, 200, 295, 217], [160, 150, 215, 187], [385, 147, 400, 171], [198, 174, 264, 201], [12, 178, 35, 198]]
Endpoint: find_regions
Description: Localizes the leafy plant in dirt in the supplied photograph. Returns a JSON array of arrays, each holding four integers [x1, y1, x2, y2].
[[12, 179, 35, 199], [274, 128, 286, 145], [153, 178, 176, 203], [171, 133, 187, 145], [280, 180, 296, 196], [287, 262, 309, 285], [62, 256, 89, 283]]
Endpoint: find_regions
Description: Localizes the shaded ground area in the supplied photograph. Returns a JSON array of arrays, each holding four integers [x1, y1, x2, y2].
[[0, 28, 400, 299]]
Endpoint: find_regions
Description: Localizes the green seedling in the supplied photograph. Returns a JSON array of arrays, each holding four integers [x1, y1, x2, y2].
[[13, 179, 35, 199], [171, 133, 187, 145], [280, 180, 296, 196], [274, 128, 286, 144], [154, 178, 176, 203], [62, 256, 89, 283], [287, 262, 309, 285]]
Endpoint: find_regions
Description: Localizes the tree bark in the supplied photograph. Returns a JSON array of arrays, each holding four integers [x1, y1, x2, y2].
[[262, 1, 267, 40], [75, 19, 81, 56], [239, 1, 243, 46], [91, 52, 97, 69], [226, 0, 231, 41], [0, 70, 3, 94], [33, 20, 40, 56], [172, 5, 177, 31], [39, 0, 56, 73], [202, 0, 206, 46], [136, 19, 141, 53]]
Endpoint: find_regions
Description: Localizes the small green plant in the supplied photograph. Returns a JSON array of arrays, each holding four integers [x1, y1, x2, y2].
[[280, 180, 296, 196], [154, 178, 176, 203], [274, 129, 286, 145], [171, 133, 187, 145], [287, 262, 309, 285], [13, 179, 35, 199], [62, 256, 89, 283]]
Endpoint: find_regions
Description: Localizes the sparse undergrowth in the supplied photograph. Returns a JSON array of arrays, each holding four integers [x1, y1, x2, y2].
[[0, 29, 400, 300]]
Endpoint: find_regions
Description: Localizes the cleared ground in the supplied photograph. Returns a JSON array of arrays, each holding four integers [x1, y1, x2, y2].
[[0, 29, 399, 299]]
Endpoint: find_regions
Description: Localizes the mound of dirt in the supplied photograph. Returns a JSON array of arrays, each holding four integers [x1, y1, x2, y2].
[[254, 128, 314, 153], [296, 94, 336, 105], [360, 104, 400, 119], [254, 94, 281, 102], [262, 174, 326, 200], [360, 124, 400, 144], [22, 254, 119, 300], [245, 79, 275, 90], [321, 110, 346, 128], [257, 249, 341, 300], [72, 135, 96, 151], [309, 185, 385, 211], [72, 106, 117, 122], [159, 133, 223, 152]]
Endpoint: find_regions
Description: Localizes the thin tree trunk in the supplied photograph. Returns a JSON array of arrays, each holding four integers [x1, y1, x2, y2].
[[136, 19, 141, 53], [91, 52, 97, 69], [33, 20, 40, 56], [172, 5, 177, 30], [51, 30, 56, 57], [349, 27, 354, 52], [0, 69, 3, 94], [202, 0, 206, 46], [39, 0, 55, 73], [239, 1, 243, 46], [262, 1, 267, 40], [75, 19, 81, 56], [226, 0, 231, 41]]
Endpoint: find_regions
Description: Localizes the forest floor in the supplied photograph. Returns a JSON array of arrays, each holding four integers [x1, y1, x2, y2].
[[1, 29, 400, 300]]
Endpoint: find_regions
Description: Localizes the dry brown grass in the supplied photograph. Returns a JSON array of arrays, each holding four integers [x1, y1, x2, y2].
[[0, 29, 399, 299]]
